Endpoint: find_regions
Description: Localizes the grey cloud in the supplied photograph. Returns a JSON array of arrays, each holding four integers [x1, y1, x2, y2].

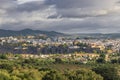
[[15, 1, 48, 12], [0, 0, 120, 33], [45, 0, 118, 9], [45, 0, 119, 19], [45, 0, 89, 8], [116, 0, 120, 3]]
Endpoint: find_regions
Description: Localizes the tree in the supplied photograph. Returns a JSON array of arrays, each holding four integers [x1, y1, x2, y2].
[[96, 54, 106, 63], [118, 58, 120, 64], [0, 63, 13, 71], [55, 58, 63, 63], [64, 69, 103, 80], [96, 58, 106, 63], [42, 70, 68, 80], [93, 65, 120, 80], [0, 54, 8, 59], [111, 59, 118, 64], [0, 70, 11, 80], [11, 69, 43, 80]]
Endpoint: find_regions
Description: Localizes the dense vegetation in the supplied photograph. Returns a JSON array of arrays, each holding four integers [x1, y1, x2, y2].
[[0, 54, 120, 80]]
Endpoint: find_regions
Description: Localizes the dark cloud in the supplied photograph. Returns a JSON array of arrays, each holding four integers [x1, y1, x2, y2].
[[117, 1, 120, 3], [45, 0, 117, 19], [15, 1, 48, 12], [45, 0, 99, 9]]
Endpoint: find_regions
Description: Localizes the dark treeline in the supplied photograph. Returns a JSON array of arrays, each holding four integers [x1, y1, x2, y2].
[[0, 43, 102, 54]]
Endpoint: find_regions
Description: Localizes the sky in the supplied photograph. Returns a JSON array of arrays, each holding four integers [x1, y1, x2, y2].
[[0, 0, 120, 33]]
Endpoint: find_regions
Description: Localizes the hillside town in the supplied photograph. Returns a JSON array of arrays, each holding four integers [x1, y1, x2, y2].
[[0, 35, 120, 63], [0, 35, 120, 53]]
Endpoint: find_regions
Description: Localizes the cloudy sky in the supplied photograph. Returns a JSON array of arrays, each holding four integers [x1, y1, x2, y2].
[[0, 0, 120, 33]]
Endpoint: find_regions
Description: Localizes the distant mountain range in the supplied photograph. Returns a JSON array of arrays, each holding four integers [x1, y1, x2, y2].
[[72, 33, 120, 39], [1, 29, 120, 39], [0, 29, 64, 37]]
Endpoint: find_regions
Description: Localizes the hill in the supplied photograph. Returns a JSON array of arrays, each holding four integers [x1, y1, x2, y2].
[[71, 33, 120, 39], [0, 29, 64, 37]]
